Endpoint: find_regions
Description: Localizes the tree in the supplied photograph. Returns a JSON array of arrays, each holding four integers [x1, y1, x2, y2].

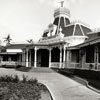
[[3, 34, 12, 45], [27, 39, 34, 44]]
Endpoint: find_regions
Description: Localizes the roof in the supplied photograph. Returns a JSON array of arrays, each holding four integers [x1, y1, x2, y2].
[[53, 12, 91, 37], [0, 45, 5, 49], [0, 52, 21, 55], [26, 36, 67, 48], [6, 43, 30, 49], [62, 23, 92, 37], [70, 36, 100, 48], [62, 24, 74, 36], [87, 32, 100, 40], [42, 22, 92, 40]]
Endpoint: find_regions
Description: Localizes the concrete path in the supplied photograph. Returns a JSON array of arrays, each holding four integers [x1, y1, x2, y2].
[[0, 68, 100, 100]]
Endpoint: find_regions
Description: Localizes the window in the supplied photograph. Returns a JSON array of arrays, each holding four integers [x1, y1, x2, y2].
[[71, 50, 79, 63], [86, 46, 94, 63]]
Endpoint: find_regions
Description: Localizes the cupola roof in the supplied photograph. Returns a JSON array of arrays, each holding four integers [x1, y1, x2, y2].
[[62, 23, 92, 37], [54, 1, 70, 18]]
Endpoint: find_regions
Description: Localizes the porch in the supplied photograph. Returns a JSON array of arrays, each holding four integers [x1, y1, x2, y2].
[[21, 45, 67, 68]]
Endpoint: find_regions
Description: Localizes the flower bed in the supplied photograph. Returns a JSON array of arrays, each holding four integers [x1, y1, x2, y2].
[[0, 75, 52, 100]]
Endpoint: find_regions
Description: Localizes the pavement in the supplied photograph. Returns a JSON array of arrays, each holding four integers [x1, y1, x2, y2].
[[0, 68, 100, 100]]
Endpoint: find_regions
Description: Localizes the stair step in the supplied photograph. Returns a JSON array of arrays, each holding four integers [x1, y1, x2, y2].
[[29, 67, 54, 73]]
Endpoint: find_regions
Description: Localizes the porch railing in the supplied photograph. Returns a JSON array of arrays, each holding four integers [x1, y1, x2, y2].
[[84, 63, 95, 70], [0, 61, 18, 66], [0, 61, 33, 67], [70, 63, 80, 69], [51, 62, 64, 68]]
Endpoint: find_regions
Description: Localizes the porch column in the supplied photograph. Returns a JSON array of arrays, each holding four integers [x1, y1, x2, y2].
[[66, 50, 71, 68], [22, 51, 24, 66], [8, 56, 11, 62], [0, 56, 3, 66], [94, 45, 99, 70], [59, 47, 62, 68], [80, 48, 86, 69], [29, 50, 31, 67], [0, 56, 3, 62], [49, 48, 52, 68], [23, 50, 26, 66], [18, 54, 22, 65], [63, 47, 66, 68], [22, 50, 24, 66], [26, 49, 29, 67], [34, 47, 37, 68]]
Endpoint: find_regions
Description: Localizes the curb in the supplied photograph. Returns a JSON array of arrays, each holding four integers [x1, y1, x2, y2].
[[44, 84, 56, 100], [86, 82, 100, 94], [74, 76, 100, 94]]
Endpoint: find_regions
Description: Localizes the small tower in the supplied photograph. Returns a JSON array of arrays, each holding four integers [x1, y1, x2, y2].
[[53, 0, 70, 35]]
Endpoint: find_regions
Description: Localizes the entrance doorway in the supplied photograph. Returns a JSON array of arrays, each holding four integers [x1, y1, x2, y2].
[[37, 49, 49, 67], [51, 47, 60, 62]]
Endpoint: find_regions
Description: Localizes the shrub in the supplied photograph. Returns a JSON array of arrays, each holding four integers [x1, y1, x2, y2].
[[27, 78, 38, 85], [74, 69, 100, 80], [89, 80, 100, 90], [38, 83, 47, 91], [0, 75, 42, 100], [15, 65, 23, 69], [13, 75, 20, 83], [0, 75, 20, 83], [89, 64, 94, 70], [22, 75, 28, 83], [0, 82, 41, 100], [16, 66, 32, 72]]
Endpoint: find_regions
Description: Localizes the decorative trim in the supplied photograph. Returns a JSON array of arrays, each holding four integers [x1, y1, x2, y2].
[[79, 24, 85, 36], [57, 16, 61, 35], [73, 24, 76, 36], [54, 14, 70, 19]]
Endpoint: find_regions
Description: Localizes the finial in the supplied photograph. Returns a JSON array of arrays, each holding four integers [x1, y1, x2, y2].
[[58, 26, 64, 38], [59, 26, 62, 33], [59, 0, 64, 7]]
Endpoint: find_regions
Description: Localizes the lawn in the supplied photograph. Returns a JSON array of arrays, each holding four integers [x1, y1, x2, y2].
[[0, 75, 52, 100]]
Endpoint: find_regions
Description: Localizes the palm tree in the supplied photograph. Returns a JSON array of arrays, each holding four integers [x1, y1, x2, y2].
[[27, 39, 34, 44], [3, 34, 12, 45]]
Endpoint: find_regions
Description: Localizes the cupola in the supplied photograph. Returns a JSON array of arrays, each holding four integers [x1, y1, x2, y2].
[[53, 1, 70, 35]]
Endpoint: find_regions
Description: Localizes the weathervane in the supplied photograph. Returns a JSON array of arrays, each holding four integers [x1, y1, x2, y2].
[[59, 0, 64, 7]]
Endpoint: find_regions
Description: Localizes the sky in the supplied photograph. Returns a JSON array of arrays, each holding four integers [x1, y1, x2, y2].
[[0, 0, 100, 44]]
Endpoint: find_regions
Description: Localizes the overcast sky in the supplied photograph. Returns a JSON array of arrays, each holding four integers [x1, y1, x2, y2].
[[0, 0, 100, 43]]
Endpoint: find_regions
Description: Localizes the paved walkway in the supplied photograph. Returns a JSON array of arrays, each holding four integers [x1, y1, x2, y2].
[[0, 68, 100, 100]]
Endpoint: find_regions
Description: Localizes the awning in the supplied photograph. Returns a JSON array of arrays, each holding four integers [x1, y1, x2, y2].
[[0, 52, 22, 55]]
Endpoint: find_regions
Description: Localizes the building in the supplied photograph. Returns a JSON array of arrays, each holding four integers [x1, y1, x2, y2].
[[0, 1, 100, 70]]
